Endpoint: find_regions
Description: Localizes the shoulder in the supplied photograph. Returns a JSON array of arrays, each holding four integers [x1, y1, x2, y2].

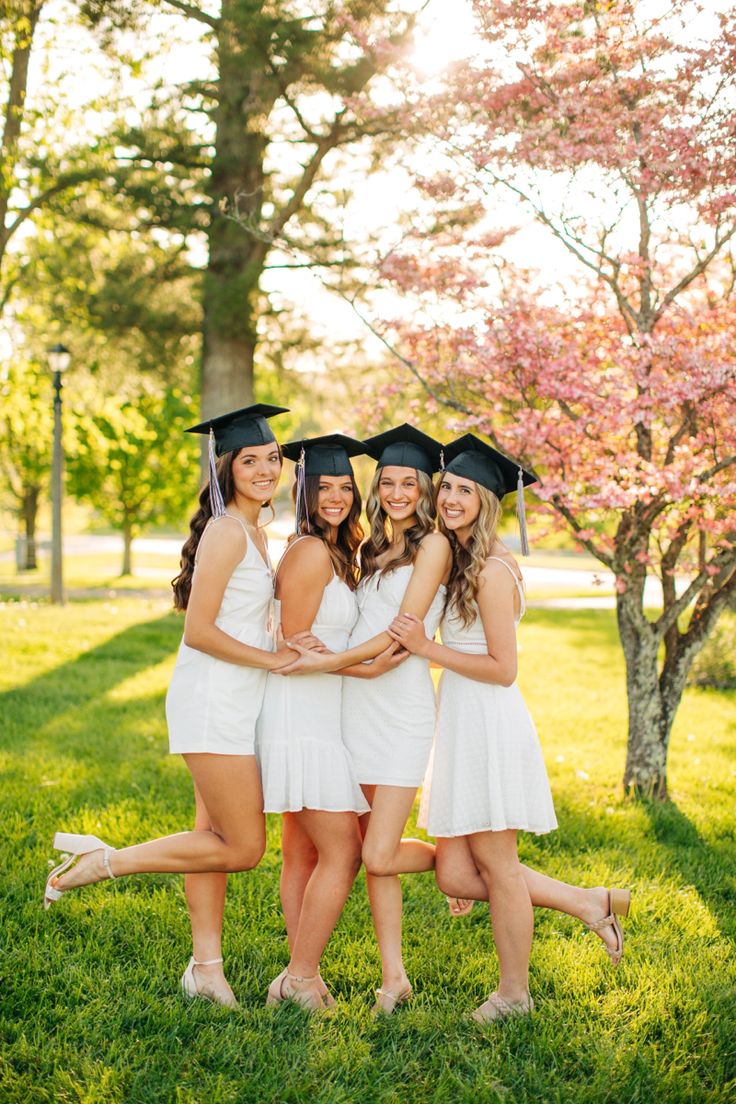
[[478, 554, 521, 593], [197, 515, 248, 561], [278, 535, 331, 577], [416, 530, 451, 561]]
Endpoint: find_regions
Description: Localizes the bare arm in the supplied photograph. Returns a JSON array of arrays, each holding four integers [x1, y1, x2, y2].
[[276, 537, 332, 640], [388, 559, 519, 686], [282, 532, 452, 674], [182, 517, 294, 671]]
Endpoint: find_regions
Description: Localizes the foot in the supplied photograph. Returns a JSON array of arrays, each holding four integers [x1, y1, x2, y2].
[[266, 969, 324, 1012], [317, 974, 336, 1009], [373, 971, 412, 1015], [580, 886, 630, 965], [188, 961, 239, 1009], [472, 990, 534, 1024], [447, 896, 474, 917], [54, 848, 113, 892]]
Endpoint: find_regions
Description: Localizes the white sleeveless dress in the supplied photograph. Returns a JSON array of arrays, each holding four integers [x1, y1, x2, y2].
[[256, 546, 369, 814], [166, 514, 274, 756], [341, 564, 445, 787], [420, 558, 557, 837]]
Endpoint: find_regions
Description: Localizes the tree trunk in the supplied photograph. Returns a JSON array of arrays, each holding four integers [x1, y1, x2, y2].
[[618, 588, 670, 799], [20, 484, 39, 570], [201, 1, 278, 419], [121, 522, 133, 576]]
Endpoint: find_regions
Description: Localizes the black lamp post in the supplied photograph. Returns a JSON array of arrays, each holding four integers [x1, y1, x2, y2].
[[48, 343, 71, 605]]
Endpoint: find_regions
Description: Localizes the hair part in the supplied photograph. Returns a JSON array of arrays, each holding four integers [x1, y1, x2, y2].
[[290, 473, 364, 590], [360, 468, 437, 581], [440, 483, 502, 627], [171, 446, 281, 610]]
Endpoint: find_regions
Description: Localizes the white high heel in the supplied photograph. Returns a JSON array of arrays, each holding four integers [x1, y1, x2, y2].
[[43, 832, 117, 910], [181, 956, 239, 1009]]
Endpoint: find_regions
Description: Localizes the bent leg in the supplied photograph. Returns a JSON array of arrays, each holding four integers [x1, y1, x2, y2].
[[361, 786, 435, 877], [56, 754, 266, 889], [359, 789, 411, 1000]]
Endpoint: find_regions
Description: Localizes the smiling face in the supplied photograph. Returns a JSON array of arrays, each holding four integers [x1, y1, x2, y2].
[[230, 442, 282, 504], [436, 471, 482, 542], [315, 474, 355, 532], [377, 465, 422, 524]]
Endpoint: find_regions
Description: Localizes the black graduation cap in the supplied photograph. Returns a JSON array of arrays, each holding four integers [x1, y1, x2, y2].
[[281, 433, 365, 476], [363, 423, 444, 476], [187, 403, 288, 456], [443, 434, 537, 555]]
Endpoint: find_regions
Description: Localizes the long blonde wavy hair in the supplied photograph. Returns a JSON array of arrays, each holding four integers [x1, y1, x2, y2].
[[360, 468, 437, 581], [439, 483, 502, 627]]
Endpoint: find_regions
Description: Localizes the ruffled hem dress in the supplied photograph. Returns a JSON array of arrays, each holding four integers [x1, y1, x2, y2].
[[256, 546, 369, 814], [341, 564, 445, 788], [166, 514, 275, 757], [419, 557, 557, 837]]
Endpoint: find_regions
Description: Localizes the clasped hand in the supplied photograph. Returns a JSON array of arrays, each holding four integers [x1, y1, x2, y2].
[[388, 613, 429, 656]]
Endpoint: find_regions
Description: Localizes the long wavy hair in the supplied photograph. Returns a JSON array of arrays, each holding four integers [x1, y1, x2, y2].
[[290, 473, 363, 590], [439, 483, 502, 627], [171, 446, 281, 611], [360, 467, 437, 581]]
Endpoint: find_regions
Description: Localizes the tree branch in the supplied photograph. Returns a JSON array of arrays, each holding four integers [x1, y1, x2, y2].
[[161, 0, 217, 28]]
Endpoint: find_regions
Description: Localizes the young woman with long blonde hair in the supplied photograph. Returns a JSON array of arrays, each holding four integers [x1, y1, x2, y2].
[[390, 434, 631, 1022]]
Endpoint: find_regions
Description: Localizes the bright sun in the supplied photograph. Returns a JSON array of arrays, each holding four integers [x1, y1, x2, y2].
[[410, 0, 478, 75]]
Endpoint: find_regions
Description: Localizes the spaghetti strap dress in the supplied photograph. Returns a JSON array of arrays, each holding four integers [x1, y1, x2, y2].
[[341, 564, 445, 788], [419, 557, 557, 837], [256, 541, 369, 814], [166, 513, 275, 756]]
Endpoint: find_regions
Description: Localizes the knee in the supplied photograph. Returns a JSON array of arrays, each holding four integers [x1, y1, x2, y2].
[[362, 841, 394, 878], [225, 833, 266, 872], [435, 863, 462, 898]]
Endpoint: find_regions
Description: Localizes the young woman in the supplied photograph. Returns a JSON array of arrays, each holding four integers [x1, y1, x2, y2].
[[256, 435, 378, 1010], [283, 424, 451, 1013], [43, 404, 296, 1007], [389, 434, 631, 1023]]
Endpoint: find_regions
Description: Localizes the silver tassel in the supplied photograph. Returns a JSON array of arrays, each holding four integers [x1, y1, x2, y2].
[[439, 447, 445, 471], [208, 428, 226, 519], [516, 467, 530, 557], [294, 446, 310, 533]]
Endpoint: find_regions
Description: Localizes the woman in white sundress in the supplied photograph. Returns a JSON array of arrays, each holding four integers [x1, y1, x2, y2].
[[43, 404, 297, 1009], [390, 434, 632, 1024], [284, 424, 451, 1014], [257, 434, 402, 1011]]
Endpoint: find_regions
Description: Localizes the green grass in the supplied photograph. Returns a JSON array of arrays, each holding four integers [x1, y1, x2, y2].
[[1, 596, 734, 1103]]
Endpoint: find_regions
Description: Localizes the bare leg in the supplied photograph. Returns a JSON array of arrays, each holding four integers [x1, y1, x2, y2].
[[436, 837, 621, 957], [468, 830, 533, 1006], [361, 785, 435, 877], [55, 754, 266, 889], [287, 810, 362, 980], [184, 782, 234, 1003], [280, 813, 318, 950]]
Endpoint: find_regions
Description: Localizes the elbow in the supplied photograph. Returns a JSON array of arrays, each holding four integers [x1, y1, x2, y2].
[[183, 626, 206, 651], [496, 663, 517, 688]]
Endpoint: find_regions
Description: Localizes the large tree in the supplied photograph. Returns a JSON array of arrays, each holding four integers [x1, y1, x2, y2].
[[369, 0, 736, 799]]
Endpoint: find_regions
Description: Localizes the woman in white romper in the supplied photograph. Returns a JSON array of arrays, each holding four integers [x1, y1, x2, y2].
[[285, 424, 451, 1013], [257, 434, 393, 1010], [390, 434, 632, 1023], [43, 404, 296, 1007]]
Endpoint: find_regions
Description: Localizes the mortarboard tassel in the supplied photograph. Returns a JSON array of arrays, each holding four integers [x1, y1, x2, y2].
[[439, 447, 445, 471], [208, 428, 227, 519], [294, 446, 310, 533], [516, 467, 530, 557]]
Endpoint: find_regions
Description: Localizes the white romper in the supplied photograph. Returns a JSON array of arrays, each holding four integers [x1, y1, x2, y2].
[[166, 514, 274, 756], [256, 540, 369, 814], [420, 557, 557, 837], [341, 564, 445, 788]]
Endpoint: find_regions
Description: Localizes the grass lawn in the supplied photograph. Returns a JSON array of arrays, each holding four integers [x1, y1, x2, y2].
[[1, 595, 734, 1103]]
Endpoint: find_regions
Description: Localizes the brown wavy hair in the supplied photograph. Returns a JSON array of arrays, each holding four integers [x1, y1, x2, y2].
[[439, 483, 502, 627], [290, 473, 363, 590], [360, 468, 437, 582], [171, 446, 281, 611]]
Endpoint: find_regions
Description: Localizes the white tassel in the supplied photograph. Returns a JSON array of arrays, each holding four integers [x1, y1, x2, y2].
[[439, 448, 445, 471], [516, 467, 530, 557], [294, 447, 310, 533], [208, 428, 226, 519]]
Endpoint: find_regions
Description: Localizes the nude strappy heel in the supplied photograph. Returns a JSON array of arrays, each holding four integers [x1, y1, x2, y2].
[[266, 969, 325, 1012], [181, 956, 239, 1009], [472, 991, 534, 1024], [43, 833, 117, 909], [372, 984, 413, 1015], [584, 887, 631, 965]]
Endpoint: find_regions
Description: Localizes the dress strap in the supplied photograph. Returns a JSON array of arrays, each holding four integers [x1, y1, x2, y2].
[[486, 556, 526, 619], [275, 533, 321, 580], [194, 512, 249, 565]]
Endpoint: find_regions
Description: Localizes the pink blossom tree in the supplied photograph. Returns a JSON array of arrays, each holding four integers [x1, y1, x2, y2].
[[370, 0, 736, 798]]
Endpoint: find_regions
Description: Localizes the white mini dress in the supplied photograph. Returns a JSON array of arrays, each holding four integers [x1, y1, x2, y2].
[[420, 558, 557, 837], [341, 564, 445, 788], [167, 514, 274, 756], [256, 551, 369, 814]]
